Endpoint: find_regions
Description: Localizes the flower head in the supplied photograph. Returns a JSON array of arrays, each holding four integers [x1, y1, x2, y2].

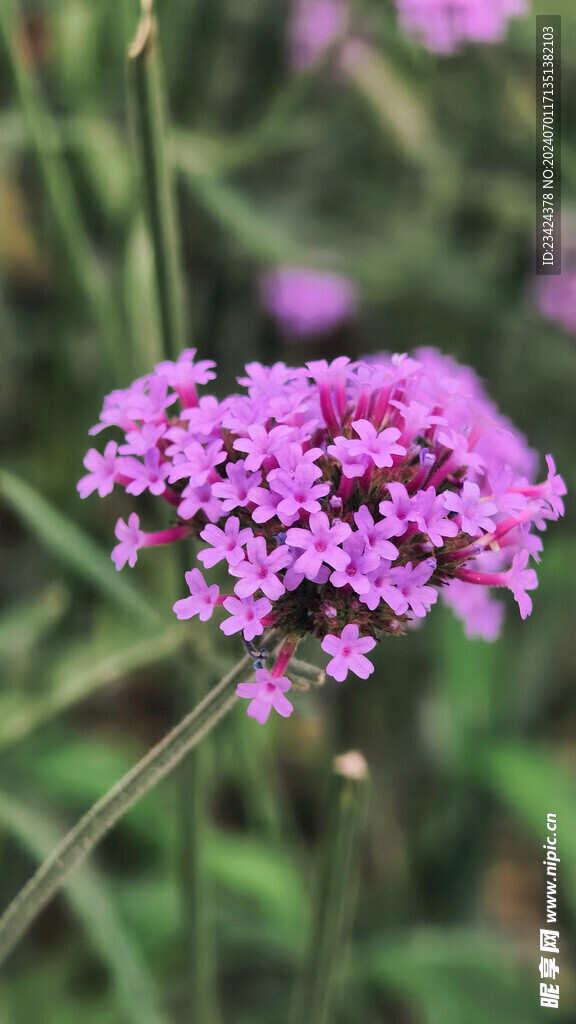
[[81, 346, 565, 722]]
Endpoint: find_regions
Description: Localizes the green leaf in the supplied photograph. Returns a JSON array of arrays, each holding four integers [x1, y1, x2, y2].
[[0, 470, 162, 628], [0, 625, 184, 751], [206, 829, 307, 944], [0, 788, 171, 1024], [0, 583, 68, 670], [174, 161, 306, 264], [475, 742, 576, 917], [357, 928, 543, 1024]]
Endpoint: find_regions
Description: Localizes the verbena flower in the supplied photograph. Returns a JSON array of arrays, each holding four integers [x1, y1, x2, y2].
[[535, 263, 576, 334], [260, 267, 358, 337], [395, 0, 528, 55], [289, 0, 350, 70], [80, 347, 565, 723]]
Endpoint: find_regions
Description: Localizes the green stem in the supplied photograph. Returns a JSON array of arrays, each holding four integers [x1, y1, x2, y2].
[[288, 657, 325, 685], [129, 1, 187, 361], [290, 751, 370, 1024], [0, 643, 268, 967], [0, 0, 124, 377]]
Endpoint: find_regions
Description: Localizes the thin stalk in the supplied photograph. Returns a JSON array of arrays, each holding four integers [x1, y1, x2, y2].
[[129, 1, 187, 361], [0, 642, 273, 967], [176, 542, 219, 1024], [128, 4, 202, 1009], [0, 0, 124, 376], [288, 657, 325, 685], [290, 751, 370, 1024]]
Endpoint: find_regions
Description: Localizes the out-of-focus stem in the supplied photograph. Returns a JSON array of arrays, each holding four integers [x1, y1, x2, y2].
[[0, 643, 271, 967], [0, 0, 124, 375], [290, 750, 370, 1024], [175, 541, 219, 1024], [129, 1, 187, 362]]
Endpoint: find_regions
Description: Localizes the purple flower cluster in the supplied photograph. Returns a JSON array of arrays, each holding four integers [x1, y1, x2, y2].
[[395, 0, 527, 54], [260, 267, 358, 338], [79, 347, 565, 722]]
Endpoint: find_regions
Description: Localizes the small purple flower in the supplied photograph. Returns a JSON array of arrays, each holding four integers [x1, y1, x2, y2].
[[118, 422, 167, 456], [412, 486, 459, 547], [124, 447, 172, 497], [506, 550, 538, 620], [353, 505, 399, 561], [212, 460, 261, 512], [125, 374, 177, 423], [261, 267, 357, 337], [173, 568, 220, 622], [269, 463, 331, 520], [221, 595, 273, 641], [345, 420, 406, 469], [248, 484, 285, 524], [233, 424, 292, 471], [329, 532, 379, 595], [231, 536, 293, 600], [379, 482, 417, 537], [78, 440, 120, 498], [388, 558, 438, 617], [286, 511, 351, 579], [362, 559, 405, 614], [443, 481, 498, 537], [543, 455, 567, 518], [198, 517, 254, 569], [155, 348, 216, 407], [236, 668, 293, 724], [178, 481, 223, 523], [111, 513, 143, 570], [321, 623, 376, 681], [168, 439, 226, 485]]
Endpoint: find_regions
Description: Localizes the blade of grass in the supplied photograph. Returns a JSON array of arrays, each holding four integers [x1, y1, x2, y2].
[[0, 0, 125, 377], [474, 741, 576, 917], [0, 637, 278, 966], [128, 1, 186, 361], [0, 583, 68, 673], [0, 469, 162, 628], [0, 626, 186, 751], [174, 164, 307, 264], [290, 751, 370, 1024], [0, 789, 171, 1024]]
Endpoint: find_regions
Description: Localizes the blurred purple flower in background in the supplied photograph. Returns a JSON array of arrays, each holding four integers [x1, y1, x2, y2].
[[289, 0, 349, 69], [535, 267, 576, 333], [260, 266, 358, 338], [395, 0, 527, 55]]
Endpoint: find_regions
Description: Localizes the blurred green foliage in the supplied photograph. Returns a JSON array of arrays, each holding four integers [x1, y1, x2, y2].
[[0, 0, 575, 1021]]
